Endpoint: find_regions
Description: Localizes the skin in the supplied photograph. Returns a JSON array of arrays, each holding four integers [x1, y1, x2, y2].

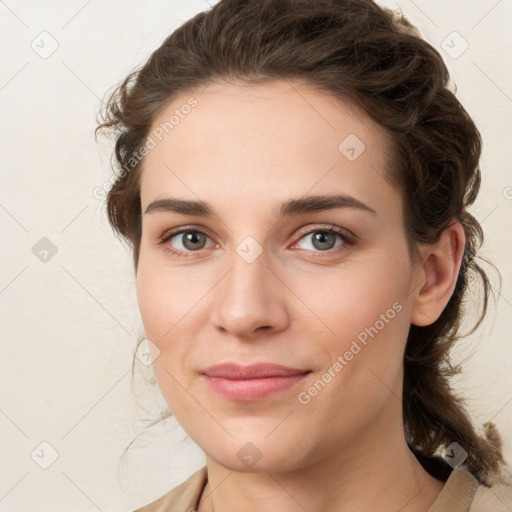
[[136, 80, 465, 512]]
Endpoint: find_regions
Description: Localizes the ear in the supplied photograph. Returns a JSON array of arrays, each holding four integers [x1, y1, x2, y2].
[[410, 221, 466, 327]]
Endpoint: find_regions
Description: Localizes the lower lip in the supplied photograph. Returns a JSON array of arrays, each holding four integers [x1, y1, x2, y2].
[[202, 373, 310, 401]]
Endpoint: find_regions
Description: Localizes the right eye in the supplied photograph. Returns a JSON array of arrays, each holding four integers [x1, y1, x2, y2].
[[160, 228, 216, 258]]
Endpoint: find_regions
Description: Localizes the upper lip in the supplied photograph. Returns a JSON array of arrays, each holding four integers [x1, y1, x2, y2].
[[202, 363, 311, 379]]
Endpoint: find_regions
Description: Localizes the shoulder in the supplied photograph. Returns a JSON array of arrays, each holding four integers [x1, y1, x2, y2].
[[471, 472, 512, 512], [133, 466, 208, 512]]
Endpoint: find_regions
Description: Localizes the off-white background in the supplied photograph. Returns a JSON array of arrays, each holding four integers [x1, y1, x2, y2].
[[0, 1, 511, 511]]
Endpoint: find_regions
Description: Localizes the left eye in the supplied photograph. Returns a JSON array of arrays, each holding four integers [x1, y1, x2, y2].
[[293, 229, 349, 252]]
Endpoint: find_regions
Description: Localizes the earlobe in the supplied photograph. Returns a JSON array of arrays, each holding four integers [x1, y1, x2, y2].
[[410, 221, 466, 327]]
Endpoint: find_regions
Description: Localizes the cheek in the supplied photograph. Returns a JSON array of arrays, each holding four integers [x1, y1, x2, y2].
[[293, 250, 412, 399], [136, 271, 165, 340], [135, 260, 191, 340], [135, 262, 201, 384], [296, 253, 410, 345], [135, 269, 188, 411]]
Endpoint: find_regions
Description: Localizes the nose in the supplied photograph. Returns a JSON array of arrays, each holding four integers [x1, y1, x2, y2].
[[210, 248, 290, 339]]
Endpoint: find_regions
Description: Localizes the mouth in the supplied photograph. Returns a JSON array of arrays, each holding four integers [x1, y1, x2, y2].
[[201, 362, 312, 401]]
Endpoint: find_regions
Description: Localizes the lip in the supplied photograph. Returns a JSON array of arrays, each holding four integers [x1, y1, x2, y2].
[[201, 363, 311, 401]]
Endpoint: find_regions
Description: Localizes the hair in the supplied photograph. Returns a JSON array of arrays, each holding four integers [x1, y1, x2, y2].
[[96, 0, 508, 488]]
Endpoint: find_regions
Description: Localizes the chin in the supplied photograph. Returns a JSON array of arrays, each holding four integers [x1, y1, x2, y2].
[[199, 433, 314, 474]]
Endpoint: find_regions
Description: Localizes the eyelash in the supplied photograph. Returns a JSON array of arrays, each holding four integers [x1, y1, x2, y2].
[[159, 225, 355, 259]]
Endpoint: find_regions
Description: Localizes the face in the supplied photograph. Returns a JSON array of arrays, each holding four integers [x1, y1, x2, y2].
[[136, 80, 421, 472]]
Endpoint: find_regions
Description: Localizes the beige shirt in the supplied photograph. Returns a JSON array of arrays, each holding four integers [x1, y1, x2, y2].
[[133, 465, 480, 512]]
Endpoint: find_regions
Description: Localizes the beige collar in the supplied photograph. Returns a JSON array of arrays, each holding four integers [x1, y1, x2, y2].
[[427, 467, 479, 512], [134, 465, 479, 512]]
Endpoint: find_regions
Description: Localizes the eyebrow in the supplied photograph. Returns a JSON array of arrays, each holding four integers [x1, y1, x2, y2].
[[144, 194, 377, 219]]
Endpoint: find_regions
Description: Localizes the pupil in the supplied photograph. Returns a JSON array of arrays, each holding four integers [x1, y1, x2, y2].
[[184, 232, 203, 250], [313, 231, 334, 250]]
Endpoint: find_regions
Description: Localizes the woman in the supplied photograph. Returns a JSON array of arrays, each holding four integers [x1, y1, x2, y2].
[[96, 0, 508, 510]]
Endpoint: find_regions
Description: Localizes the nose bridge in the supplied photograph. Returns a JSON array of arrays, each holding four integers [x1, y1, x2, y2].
[[211, 241, 288, 336]]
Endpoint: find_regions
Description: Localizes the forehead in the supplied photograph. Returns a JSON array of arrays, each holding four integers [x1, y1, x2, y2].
[[140, 80, 398, 216]]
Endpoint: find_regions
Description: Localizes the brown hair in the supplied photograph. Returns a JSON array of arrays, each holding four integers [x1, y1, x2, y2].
[[96, 0, 508, 487]]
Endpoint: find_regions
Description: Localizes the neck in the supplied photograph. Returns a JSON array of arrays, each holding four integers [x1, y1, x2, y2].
[[197, 405, 445, 512]]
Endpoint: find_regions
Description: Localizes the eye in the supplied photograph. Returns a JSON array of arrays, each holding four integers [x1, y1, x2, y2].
[[160, 225, 355, 258], [291, 226, 354, 255], [160, 228, 215, 257]]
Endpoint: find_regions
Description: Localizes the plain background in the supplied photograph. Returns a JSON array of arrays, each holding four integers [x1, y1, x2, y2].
[[0, 1, 511, 510]]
